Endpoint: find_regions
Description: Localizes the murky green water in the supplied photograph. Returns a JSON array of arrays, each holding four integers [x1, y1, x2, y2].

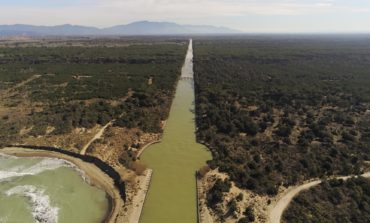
[[0, 154, 108, 223], [141, 40, 211, 223]]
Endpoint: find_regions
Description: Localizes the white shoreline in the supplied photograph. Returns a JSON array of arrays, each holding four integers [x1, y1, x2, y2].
[[0, 147, 123, 223]]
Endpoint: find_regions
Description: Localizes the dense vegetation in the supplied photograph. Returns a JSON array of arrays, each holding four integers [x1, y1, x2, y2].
[[0, 39, 187, 146], [283, 177, 370, 223], [207, 178, 232, 209], [194, 36, 370, 195]]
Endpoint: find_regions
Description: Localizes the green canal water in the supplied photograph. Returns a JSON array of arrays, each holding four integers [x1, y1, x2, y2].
[[141, 40, 211, 223], [0, 154, 108, 223]]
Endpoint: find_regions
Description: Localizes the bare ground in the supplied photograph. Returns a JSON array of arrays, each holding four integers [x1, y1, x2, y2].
[[200, 169, 271, 223]]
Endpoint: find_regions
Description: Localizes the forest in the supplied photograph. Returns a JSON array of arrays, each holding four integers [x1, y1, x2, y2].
[[283, 177, 370, 223], [0, 38, 187, 150], [193, 36, 370, 198]]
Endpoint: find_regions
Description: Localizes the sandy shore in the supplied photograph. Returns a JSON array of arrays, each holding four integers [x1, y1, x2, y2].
[[0, 147, 123, 223]]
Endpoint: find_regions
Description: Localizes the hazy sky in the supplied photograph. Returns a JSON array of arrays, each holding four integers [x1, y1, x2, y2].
[[0, 0, 369, 33]]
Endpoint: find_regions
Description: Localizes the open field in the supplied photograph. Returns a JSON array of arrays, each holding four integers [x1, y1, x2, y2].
[[193, 36, 370, 222]]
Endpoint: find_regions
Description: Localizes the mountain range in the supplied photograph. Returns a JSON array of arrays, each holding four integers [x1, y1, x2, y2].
[[0, 21, 239, 36]]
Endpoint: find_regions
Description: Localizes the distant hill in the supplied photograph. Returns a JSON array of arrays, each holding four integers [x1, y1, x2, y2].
[[0, 21, 239, 36]]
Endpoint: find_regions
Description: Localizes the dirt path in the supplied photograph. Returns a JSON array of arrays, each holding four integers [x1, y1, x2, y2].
[[80, 120, 114, 155], [79, 90, 134, 156], [0, 75, 41, 98], [268, 171, 370, 223]]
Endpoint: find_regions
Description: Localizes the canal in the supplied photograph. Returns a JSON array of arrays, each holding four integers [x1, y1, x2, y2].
[[140, 39, 211, 223]]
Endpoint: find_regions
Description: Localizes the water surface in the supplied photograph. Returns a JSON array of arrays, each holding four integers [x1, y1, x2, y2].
[[0, 153, 109, 223], [141, 40, 211, 223]]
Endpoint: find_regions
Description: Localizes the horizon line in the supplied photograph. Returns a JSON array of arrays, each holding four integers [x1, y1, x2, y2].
[[1, 22, 370, 34]]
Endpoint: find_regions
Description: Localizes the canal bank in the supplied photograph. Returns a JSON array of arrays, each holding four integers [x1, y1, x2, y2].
[[140, 39, 211, 223]]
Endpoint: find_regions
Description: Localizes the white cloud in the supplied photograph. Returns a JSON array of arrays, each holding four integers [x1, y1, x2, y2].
[[0, 0, 369, 32], [92, 0, 337, 17]]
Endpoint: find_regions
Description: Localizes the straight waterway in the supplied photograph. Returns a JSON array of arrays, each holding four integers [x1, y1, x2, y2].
[[140, 39, 211, 223]]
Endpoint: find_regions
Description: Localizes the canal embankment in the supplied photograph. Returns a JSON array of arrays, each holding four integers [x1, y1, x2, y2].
[[139, 39, 211, 223]]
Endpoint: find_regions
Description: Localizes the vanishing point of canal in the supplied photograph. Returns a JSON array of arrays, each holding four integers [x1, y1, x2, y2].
[[140, 40, 211, 223]]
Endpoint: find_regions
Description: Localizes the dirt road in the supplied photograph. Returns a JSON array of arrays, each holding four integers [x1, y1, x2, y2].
[[80, 120, 114, 155], [268, 171, 370, 223]]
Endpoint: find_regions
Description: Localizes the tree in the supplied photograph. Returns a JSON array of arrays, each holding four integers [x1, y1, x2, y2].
[[244, 206, 255, 222]]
